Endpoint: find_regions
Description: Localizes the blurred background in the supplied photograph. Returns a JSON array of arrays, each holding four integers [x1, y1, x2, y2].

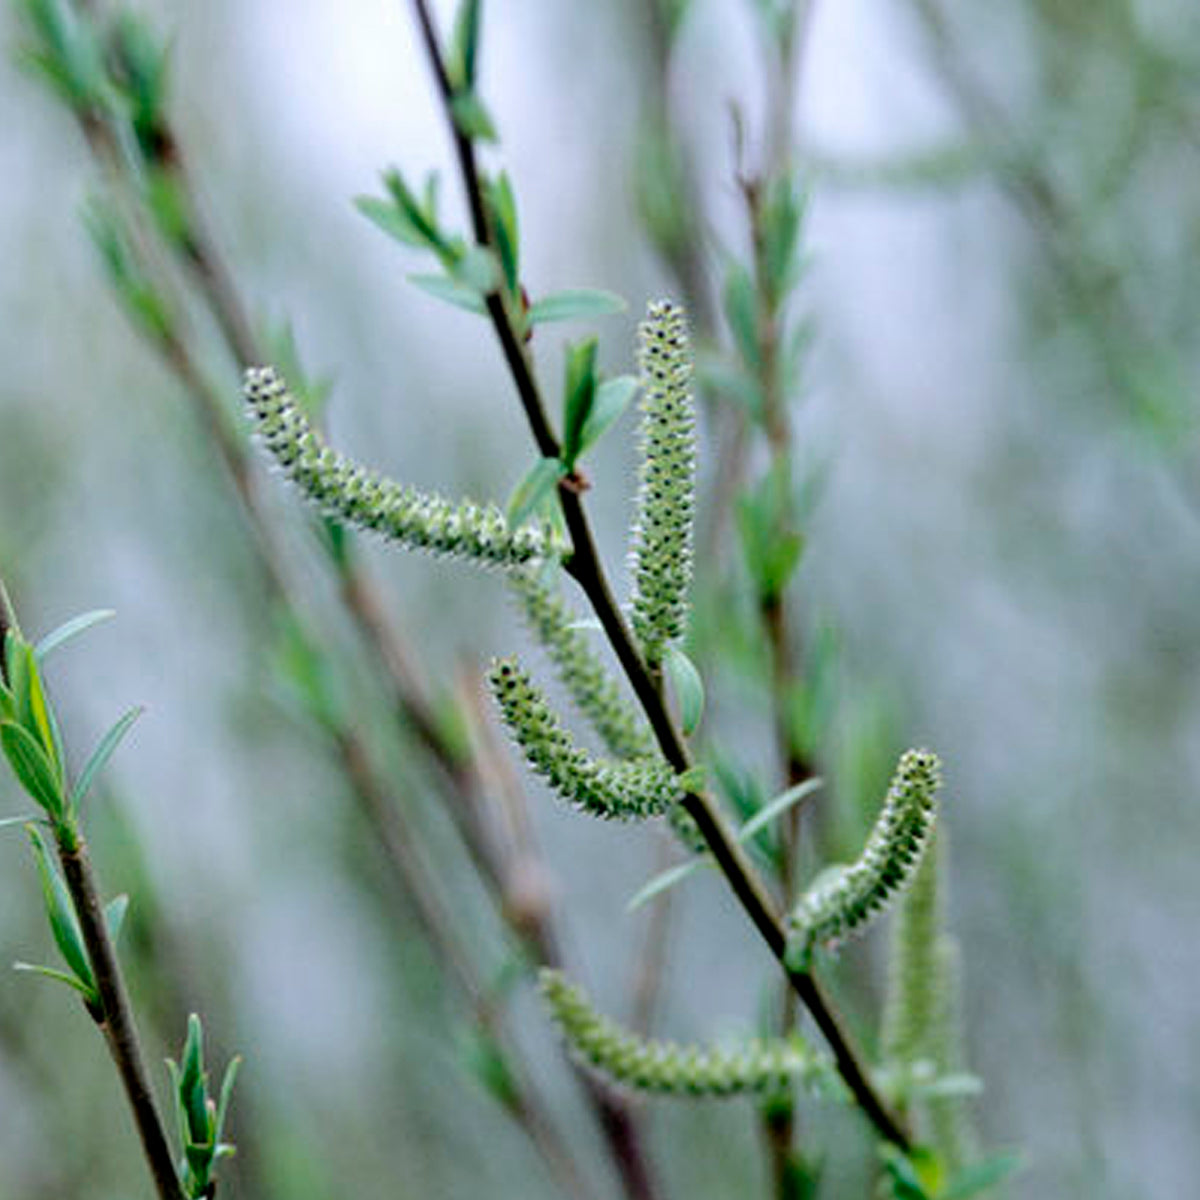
[[2, 0, 1199, 1197]]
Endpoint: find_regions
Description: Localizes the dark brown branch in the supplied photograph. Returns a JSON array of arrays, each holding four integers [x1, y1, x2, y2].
[[408, 0, 911, 1151], [57, 835, 184, 1200]]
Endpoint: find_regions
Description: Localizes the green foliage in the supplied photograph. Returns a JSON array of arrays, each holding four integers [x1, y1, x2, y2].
[[663, 643, 704, 736], [245, 366, 562, 567], [166, 1014, 240, 1199], [738, 461, 805, 605], [627, 776, 822, 910], [630, 300, 697, 666], [1, 626, 65, 818], [17, 825, 98, 1005], [786, 750, 941, 968], [540, 969, 840, 1098], [510, 569, 654, 759], [529, 289, 627, 327], [488, 658, 681, 820], [83, 197, 173, 342], [105, 11, 170, 163], [16, 0, 106, 112]]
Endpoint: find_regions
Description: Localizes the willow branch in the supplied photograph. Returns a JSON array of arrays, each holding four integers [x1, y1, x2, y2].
[[408, 0, 910, 1151], [57, 832, 184, 1200]]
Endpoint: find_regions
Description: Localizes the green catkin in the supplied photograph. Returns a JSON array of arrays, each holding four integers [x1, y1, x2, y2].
[[882, 829, 977, 1172], [881, 830, 943, 1082], [540, 970, 840, 1098], [488, 658, 681, 820], [629, 301, 696, 667], [787, 749, 941, 965], [925, 936, 979, 1173], [244, 366, 561, 567], [509, 569, 655, 760]]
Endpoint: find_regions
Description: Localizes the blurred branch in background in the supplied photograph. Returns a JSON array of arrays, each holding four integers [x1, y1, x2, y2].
[[13, 1, 659, 1196]]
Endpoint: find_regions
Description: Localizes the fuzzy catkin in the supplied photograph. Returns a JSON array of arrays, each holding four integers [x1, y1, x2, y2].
[[245, 366, 561, 567], [787, 749, 941, 963], [629, 301, 696, 666], [540, 969, 839, 1098], [488, 658, 681, 820], [510, 569, 655, 760]]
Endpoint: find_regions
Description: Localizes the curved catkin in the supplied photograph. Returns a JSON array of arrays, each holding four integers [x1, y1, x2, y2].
[[629, 301, 696, 666], [487, 657, 680, 820], [539, 969, 840, 1099], [510, 569, 655, 760], [787, 749, 941, 966], [244, 366, 561, 568]]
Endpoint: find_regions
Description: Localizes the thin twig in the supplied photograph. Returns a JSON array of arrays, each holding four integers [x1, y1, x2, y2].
[[408, 0, 911, 1150], [56, 831, 184, 1200]]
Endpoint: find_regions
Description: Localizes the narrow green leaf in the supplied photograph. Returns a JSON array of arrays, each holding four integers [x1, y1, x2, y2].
[[23, 646, 61, 779], [737, 778, 823, 844], [723, 261, 761, 371], [564, 618, 603, 634], [940, 1154, 1022, 1200], [448, 0, 482, 90], [485, 172, 520, 295], [626, 855, 715, 912], [529, 289, 627, 326], [663, 644, 704, 736], [577, 375, 637, 458], [26, 826, 95, 996], [34, 609, 115, 661], [71, 705, 144, 809], [180, 1013, 209, 1143], [449, 90, 498, 142], [506, 457, 565, 530], [457, 1025, 521, 1110], [0, 814, 40, 830], [561, 338, 598, 468], [0, 680, 13, 721], [215, 1055, 242, 1142], [408, 272, 487, 315], [914, 1072, 983, 1099], [105, 894, 129, 946], [384, 170, 445, 248], [13, 961, 97, 998], [696, 355, 764, 419], [1, 721, 64, 816], [354, 196, 432, 250], [451, 245, 501, 293], [5, 628, 24, 691]]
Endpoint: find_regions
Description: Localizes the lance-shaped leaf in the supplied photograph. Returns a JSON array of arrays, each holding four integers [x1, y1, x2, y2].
[[540, 969, 841, 1098], [509, 569, 654, 760], [25, 826, 97, 1003], [34, 609, 115, 661], [245, 367, 562, 568], [72, 705, 144, 810], [786, 749, 941, 969], [166, 1013, 241, 1198], [488, 658, 680, 820], [629, 300, 697, 665], [1, 721, 65, 817]]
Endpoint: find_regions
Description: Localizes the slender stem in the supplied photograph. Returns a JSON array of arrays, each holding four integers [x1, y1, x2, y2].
[[408, 0, 911, 1150], [56, 830, 184, 1200], [0, 577, 14, 684]]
